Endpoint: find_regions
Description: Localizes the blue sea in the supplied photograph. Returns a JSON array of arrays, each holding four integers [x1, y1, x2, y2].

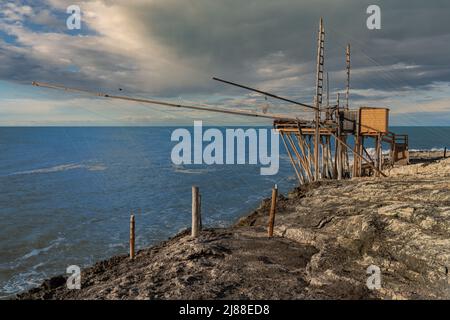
[[0, 126, 449, 298]]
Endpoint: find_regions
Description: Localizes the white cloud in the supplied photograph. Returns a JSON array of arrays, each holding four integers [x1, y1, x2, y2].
[[0, 2, 33, 22], [0, 0, 450, 125]]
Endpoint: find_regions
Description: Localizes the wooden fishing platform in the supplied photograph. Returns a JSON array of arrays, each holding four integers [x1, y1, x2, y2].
[[31, 18, 410, 186], [274, 104, 409, 184]]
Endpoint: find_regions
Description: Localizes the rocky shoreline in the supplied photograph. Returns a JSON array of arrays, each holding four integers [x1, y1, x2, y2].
[[17, 151, 450, 300]]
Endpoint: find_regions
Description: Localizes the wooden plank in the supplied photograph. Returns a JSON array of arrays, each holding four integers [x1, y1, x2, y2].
[[360, 107, 389, 134]]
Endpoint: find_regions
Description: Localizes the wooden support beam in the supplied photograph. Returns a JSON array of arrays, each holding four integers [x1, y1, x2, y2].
[[359, 136, 364, 177], [375, 134, 381, 177], [326, 136, 334, 178], [352, 136, 359, 177], [329, 132, 387, 177], [363, 145, 375, 164], [296, 128, 314, 180], [343, 137, 350, 177], [334, 107, 341, 180], [321, 137, 326, 179], [336, 139, 342, 180], [285, 134, 308, 183], [280, 132, 304, 185], [314, 104, 320, 181]]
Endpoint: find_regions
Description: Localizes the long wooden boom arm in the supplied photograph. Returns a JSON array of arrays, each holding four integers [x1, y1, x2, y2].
[[32, 81, 308, 122], [213, 77, 318, 111]]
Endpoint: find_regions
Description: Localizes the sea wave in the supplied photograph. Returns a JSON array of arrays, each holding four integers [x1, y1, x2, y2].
[[8, 163, 107, 176], [409, 148, 447, 152], [0, 238, 64, 299], [20, 237, 65, 261], [0, 269, 45, 298], [172, 164, 216, 174]]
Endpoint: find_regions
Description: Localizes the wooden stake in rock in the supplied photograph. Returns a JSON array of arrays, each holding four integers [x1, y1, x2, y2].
[[192, 186, 200, 238], [130, 214, 135, 260], [268, 185, 278, 237], [198, 194, 202, 230], [444, 147, 447, 158]]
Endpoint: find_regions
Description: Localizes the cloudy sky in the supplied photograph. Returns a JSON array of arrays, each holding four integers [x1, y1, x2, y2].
[[0, 0, 449, 125]]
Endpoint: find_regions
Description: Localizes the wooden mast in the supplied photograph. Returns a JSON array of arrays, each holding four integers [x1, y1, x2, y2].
[[314, 18, 325, 181], [345, 44, 351, 110]]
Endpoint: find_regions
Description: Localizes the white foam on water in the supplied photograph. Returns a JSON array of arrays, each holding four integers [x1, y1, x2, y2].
[[1, 269, 46, 298], [108, 243, 126, 249], [172, 164, 215, 174], [409, 148, 447, 152], [8, 163, 107, 176], [19, 237, 65, 261]]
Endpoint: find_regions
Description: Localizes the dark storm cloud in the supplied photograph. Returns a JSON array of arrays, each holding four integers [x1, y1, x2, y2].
[[134, 0, 450, 94], [1, 0, 450, 104]]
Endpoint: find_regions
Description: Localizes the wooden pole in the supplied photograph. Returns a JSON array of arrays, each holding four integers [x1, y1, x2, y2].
[[296, 128, 314, 180], [268, 185, 278, 237], [346, 44, 351, 110], [326, 72, 331, 120], [336, 138, 342, 180], [285, 133, 308, 183], [379, 135, 383, 172], [326, 136, 334, 178], [192, 186, 200, 238], [391, 134, 397, 166], [335, 93, 342, 180], [306, 135, 313, 175], [130, 214, 135, 260], [359, 136, 364, 177], [32, 82, 298, 122], [343, 136, 350, 177], [321, 137, 326, 179], [444, 147, 447, 158], [375, 134, 381, 176], [352, 136, 358, 177], [314, 98, 320, 181], [198, 194, 202, 230]]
